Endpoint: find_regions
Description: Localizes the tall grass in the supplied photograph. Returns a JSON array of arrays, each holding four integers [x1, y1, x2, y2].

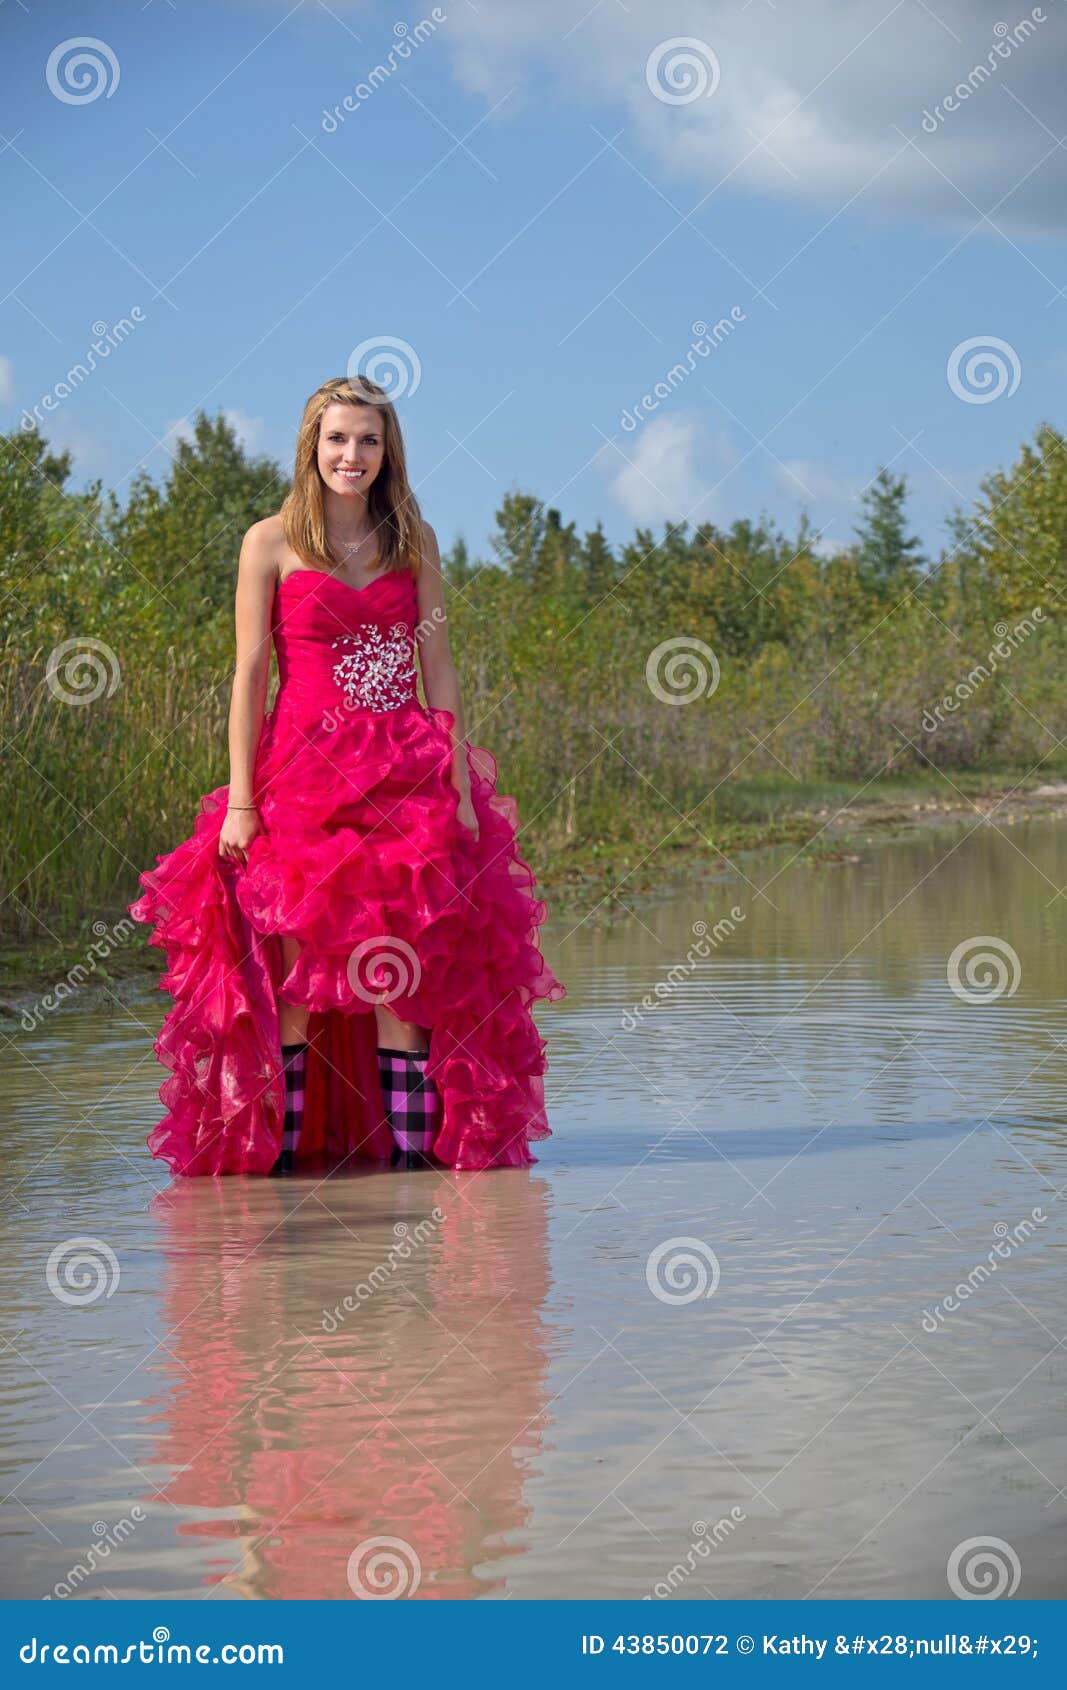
[[3, 414, 1067, 955]]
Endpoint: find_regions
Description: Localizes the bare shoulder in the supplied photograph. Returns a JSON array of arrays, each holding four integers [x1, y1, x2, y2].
[[232, 518, 280, 665], [245, 512, 284, 555], [238, 515, 284, 587], [417, 519, 442, 571]]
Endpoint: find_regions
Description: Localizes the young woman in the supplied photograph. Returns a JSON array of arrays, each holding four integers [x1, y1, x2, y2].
[[129, 375, 565, 1177]]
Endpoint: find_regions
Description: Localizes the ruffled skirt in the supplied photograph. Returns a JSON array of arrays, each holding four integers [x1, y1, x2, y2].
[[128, 699, 565, 1176]]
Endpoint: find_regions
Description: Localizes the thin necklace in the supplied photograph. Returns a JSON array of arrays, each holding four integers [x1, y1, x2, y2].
[[325, 530, 376, 570], [326, 531, 369, 553]]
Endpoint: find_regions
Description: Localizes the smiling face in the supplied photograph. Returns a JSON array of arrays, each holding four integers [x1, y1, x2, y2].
[[316, 401, 386, 498]]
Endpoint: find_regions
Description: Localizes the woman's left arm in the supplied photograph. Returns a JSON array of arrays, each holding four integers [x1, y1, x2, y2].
[[414, 522, 477, 831]]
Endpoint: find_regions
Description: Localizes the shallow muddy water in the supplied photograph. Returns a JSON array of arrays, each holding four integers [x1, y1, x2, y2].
[[3, 814, 1065, 1599]]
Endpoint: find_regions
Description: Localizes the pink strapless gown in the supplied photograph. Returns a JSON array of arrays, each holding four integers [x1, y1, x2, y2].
[[127, 566, 566, 1176]]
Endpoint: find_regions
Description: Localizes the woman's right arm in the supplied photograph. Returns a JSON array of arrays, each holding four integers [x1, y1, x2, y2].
[[219, 524, 277, 861]]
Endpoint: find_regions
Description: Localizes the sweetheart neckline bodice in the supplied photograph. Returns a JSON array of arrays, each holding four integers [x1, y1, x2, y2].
[[277, 566, 411, 599]]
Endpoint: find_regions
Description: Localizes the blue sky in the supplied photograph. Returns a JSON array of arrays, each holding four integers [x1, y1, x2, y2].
[[3, 0, 1066, 566]]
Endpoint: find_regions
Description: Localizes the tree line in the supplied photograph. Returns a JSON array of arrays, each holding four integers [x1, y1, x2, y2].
[[2, 412, 1066, 949]]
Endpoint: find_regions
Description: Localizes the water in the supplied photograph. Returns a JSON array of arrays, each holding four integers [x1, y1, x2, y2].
[[3, 814, 1066, 1600]]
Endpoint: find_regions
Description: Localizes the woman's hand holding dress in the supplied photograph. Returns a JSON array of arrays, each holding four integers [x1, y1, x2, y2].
[[218, 806, 263, 865]]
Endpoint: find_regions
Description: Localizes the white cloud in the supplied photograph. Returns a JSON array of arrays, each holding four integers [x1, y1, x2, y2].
[[606, 411, 738, 525], [441, 0, 1066, 238], [0, 355, 14, 406], [809, 532, 852, 560], [222, 408, 267, 453], [42, 422, 113, 476]]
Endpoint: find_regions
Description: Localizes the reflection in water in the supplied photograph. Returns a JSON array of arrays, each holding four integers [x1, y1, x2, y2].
[[143, 1171, 559, 1599]]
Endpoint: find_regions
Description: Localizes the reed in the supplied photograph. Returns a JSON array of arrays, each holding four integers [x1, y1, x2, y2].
[[4, 415, 1067, 961]]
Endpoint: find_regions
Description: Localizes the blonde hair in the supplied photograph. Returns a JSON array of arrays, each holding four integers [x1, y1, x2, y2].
[[280, 375, 424, 575]]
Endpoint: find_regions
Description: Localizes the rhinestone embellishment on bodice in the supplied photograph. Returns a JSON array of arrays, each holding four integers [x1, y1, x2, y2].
[[330, 621, 417, 712]]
